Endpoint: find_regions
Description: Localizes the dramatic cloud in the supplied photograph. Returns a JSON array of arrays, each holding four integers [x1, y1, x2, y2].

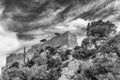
[[0, 20, 20, 76], [0, 26, 20, 54]]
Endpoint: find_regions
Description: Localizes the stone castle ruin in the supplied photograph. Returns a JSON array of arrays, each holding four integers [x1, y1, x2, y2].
[[6, 31, 78, 64], [33, 31, 78, 50]]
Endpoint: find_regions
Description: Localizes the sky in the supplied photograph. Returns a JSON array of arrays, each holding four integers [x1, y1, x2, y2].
[[0, 0, 120, 74]]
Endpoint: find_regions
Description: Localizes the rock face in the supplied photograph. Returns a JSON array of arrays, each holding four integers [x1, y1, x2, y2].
[[33, 31, 78, 50]]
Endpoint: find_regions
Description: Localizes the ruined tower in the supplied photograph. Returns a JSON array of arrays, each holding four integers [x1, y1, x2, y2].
[[34, 31, 78, 50]]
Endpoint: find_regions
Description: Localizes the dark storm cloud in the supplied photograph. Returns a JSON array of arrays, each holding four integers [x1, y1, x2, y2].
[[54, 0, 93, 5], [3, 0, 47, 12], [2, 0, 49, 22], [7, 20, 51, 34], [95, 8, 116, 19], [79, 0, 114, 20], [17, 33, 35, 40], [2, 0, 94, 22], [116, 15, 120, 21]]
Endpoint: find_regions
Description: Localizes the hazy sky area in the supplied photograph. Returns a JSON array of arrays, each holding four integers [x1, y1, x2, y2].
[[0, 0, 120, 74]]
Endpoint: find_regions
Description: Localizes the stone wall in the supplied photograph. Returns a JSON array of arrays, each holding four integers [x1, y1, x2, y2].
[[6, 53, 24, 64], [34, 31, 78, 50]]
